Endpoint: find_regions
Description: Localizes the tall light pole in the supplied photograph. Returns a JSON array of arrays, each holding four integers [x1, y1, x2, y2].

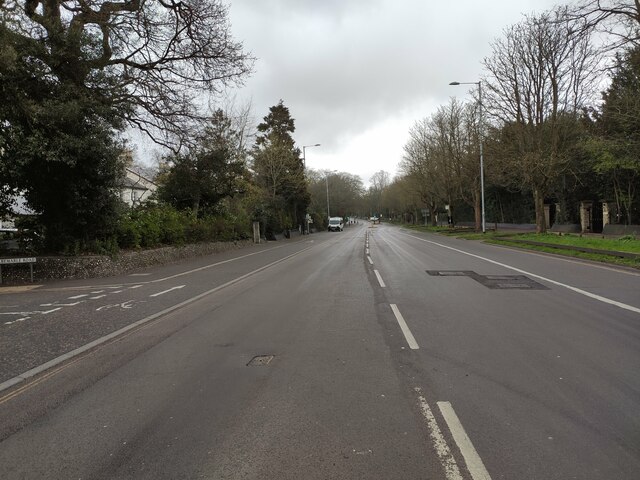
[[326, 170, 337, 221], [302, 144, 320, 234], [450, 80, 486, 233], [302, 143, 321, 168]]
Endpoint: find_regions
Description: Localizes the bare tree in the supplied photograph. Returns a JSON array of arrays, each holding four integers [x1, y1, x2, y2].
[[569, 0, 640, 48], [401, 99, 483, 229], [401, 118, 443, 226], [1, 0, 253, 148], [369, 170, 390, 217], [483, 7, 601, 232]]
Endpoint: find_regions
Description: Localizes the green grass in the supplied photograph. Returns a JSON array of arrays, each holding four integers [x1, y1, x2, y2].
[[397, 223, 640, 268], [484, 238, 640, 268]]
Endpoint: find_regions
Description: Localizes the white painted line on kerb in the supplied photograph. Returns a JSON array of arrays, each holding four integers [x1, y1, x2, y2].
[[438, 402, 492, 480], [400, 232, 640, 316], [150, 285, 185, 297], [374, 270, 386, 287], [415, 388, 463, 480], [390, 304, 419, 349], [367, 256, 374, 265]]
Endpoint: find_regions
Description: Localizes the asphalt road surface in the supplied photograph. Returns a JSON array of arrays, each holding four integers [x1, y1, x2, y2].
[[1, 222, 639, 479]]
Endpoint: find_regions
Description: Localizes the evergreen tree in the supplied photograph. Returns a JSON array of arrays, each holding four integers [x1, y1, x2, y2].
[[588, 46, 640, 224], [251, 101, 309, 234], [158, 109, 247, 217]]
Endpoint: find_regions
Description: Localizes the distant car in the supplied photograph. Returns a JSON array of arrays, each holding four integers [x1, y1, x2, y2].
[[370, 216, 379, 223], [328, 217, 344, 232]]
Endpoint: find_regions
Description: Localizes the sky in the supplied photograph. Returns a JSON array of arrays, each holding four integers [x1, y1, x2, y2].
[[223, 0, 564, 186], [136, 0, 563, 185]]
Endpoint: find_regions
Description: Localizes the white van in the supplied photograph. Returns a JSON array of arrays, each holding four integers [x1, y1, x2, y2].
[[328, 217, 344, 232]]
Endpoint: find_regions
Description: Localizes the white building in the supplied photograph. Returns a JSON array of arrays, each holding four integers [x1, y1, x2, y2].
[[120, 168, 158, 207]]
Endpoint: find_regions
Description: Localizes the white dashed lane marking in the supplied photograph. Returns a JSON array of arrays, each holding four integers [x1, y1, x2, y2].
[[390, 304, 419, 350], [374, 270, 386, 288]]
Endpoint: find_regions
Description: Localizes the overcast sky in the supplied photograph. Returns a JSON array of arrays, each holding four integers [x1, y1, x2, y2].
[[223, 0, 565, 185]]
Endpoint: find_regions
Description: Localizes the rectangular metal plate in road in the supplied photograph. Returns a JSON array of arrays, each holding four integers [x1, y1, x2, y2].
[[426, 270, 474, 277], [426, 270, 548, 290], [247, 355, 275, 366]]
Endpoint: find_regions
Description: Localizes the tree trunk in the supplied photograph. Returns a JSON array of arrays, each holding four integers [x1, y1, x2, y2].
[[474, 188, 481, 232], [533, 187, 546, 233], [430, 201, 437, 227]]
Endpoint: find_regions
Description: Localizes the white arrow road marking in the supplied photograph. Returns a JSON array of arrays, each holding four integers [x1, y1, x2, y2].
[[150, 285, 185, 297]]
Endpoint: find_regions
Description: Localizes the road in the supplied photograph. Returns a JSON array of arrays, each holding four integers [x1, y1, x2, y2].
[[1, 222, 639, 479]]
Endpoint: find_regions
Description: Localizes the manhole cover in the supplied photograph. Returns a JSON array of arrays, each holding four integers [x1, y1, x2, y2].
[[247, 355, 275, 366]]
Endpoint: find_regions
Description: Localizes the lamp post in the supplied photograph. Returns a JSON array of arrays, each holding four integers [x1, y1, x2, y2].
[[302, 144, 320, 234], [326, 170, 337, 221], [450, 80, 485, 233], [302, 143, 321, 168]]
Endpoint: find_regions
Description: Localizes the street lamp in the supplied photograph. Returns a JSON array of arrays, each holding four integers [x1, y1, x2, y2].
[[302, 144, 320, 234], [326, 170, 337, 221], [450, 80, 486, 233], [302, 143, 321, 168]]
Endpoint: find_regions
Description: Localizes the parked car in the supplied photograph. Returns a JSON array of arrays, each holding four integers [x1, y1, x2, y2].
[[328, 217, 344, 232]]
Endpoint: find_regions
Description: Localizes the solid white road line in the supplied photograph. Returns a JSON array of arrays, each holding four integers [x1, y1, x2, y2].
[[390, 304, 419, 350], [438, 402, 492, 480], [416, 388, 463, 480], [150, 285, 185, 297], [89, 295, 106, 300], [68, 294, 88, 300], [374, 269, 386, 288], [367, 255, 374, 265], [400, 232, 640, 316]]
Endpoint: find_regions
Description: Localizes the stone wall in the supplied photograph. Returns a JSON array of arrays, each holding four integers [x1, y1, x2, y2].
[[0, 240, 253, 286]]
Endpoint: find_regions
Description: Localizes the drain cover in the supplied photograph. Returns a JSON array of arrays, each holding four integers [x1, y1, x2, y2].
[[247, 355, 274, 366]]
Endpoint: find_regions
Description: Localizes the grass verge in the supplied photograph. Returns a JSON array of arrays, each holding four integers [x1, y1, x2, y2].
[[398, 224, 640, 268]]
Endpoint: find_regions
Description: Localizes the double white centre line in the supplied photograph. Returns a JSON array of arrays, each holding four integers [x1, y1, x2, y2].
[[416, 389, 493, 480]]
